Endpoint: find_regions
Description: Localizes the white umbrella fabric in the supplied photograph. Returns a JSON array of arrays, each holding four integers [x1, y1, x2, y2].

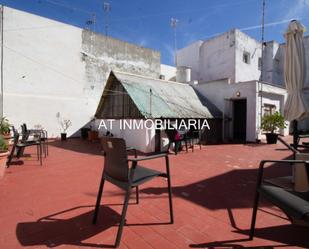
[[284, 20, 309, 192], [284, 20, 308, 121]]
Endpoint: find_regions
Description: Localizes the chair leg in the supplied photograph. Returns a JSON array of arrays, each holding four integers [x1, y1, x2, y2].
[[115, 187, 132, 247], [37, 145, 39, 161], [39, 144, 42, 165], [43, 141, 47, 158], [93, 176, 105, 224], [174, 142, 179, 155], [249, 191, 260, 240], [166, 157, 174, 224], [6, 144, 16, 168], [185, 139, 188, 152], [167, 142, 171, 153], [46, 137, 49, 156], [135, 186, 139, 204]]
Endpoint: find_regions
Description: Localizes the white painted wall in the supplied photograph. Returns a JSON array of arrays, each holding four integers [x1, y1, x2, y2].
[[3, 7, 86, 137], [194, 81, 288, 142], [95, 119, 157, 153], [234, 30, 262, 83], [1, 6, 160, 137], [177, 40, 203, 82], [199, 31, 236, 83], [160, 64, 176, 81], [262, 41, 285, 86]]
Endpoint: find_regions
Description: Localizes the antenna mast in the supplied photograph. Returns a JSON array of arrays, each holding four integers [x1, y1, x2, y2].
[[92, 13, 96, 32], [259, 0, 266, 139], [104, 2, 111, 36], [171, 18, 178, 66]]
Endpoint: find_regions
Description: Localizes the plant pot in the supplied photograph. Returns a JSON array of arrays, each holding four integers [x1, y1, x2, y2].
[[61, 133, 67, 141], [2, 133, 11, 145], [0, 151, 9, 178], [265, 133, 278, 144], [88, 131, 98, 141]]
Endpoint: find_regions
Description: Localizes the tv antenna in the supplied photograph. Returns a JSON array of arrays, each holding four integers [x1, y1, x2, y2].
[[171, 18, 178, 66], [259, 0, 266, 138], [104, 2, 111, 36]]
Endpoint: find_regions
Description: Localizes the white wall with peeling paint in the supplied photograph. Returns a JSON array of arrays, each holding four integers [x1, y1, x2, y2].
[[1, 6, 161, 137]]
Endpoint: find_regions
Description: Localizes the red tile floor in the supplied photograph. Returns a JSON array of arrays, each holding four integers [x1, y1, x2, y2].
[[1, 138, 309, 248]]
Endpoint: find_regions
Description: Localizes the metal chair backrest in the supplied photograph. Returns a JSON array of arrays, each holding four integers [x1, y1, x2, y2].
[[20, 124, 29, 142], [101, 137, 129, 182], [165, 129, 177, 141]]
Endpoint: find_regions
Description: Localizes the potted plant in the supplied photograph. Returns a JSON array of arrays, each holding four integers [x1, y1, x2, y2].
[[0, 117, 11, 136], [0, 135, 9, 178], [261, 111, 286, 144], [56, 112, 72, 141], [0, 117, 11, 146]]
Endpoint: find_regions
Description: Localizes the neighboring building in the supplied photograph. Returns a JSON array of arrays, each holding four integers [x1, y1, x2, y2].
[[1, 5, 307, 148], [176, 29, 309, 141], [177, 30, 262, 84], [0, 6, 160, 137], [177, 29, 309, 87]]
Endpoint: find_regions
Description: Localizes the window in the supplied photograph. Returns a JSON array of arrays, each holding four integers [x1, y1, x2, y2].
[[258, 57, 262, 70], [243, 51, 250, 64], [264, 104, 276, 116]]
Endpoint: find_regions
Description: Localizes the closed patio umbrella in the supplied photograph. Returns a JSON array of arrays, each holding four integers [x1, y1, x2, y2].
[[284, 20, 308, 146], [284, 20, 309, 192]]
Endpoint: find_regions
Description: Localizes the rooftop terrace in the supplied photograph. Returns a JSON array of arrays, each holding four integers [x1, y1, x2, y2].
[[1, 138, 309, 248]]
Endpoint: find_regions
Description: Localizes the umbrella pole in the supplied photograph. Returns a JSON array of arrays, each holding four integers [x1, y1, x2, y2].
[[293, 120, 298, 149]]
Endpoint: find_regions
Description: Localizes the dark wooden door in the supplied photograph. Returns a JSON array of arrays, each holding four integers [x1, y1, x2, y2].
[[155, 129, 161, 152], [233, 99, 247, 141]]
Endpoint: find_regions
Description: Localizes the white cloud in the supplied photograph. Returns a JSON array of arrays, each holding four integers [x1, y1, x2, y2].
[[284, 0, 309, 20], [138, 38, 148, 47]]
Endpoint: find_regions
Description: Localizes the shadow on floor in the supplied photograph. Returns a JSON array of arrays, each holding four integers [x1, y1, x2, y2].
[[141, 160, 292, 210], [189, 224, 309, 248], [141, 158, 309, 248], [48, 139, 103, 156], [48, 138, 145, 157], [16, 205, 120, 248]]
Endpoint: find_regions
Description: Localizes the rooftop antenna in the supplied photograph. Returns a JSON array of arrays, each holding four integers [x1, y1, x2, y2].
[[171, 18, 178, 66], [259, 0, 266, 139], [103, 2, 111, 36], [92, 13, 96, 32]]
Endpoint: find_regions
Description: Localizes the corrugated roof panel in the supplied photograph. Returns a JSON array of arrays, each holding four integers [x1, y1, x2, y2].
[[113, 71, 214, 119]]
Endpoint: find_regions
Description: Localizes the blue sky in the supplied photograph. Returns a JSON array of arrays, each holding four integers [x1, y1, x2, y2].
[[1, 0, 309, 65]]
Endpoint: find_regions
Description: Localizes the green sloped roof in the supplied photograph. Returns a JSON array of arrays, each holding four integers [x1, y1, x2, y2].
[[96, 71, 219, 119]]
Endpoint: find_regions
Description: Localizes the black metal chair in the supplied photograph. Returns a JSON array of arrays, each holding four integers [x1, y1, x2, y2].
[[165, 128, 188, 155], [21, 124, 48, 157], [7, 126, 42, 167], [186, 129, 202, 152], [92, 137, 173, 248], [249, 159, 309, 240]]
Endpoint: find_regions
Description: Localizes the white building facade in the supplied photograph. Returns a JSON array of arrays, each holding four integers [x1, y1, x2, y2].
[[176, 29, 309, 142], [0, 6, 161, 137]]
